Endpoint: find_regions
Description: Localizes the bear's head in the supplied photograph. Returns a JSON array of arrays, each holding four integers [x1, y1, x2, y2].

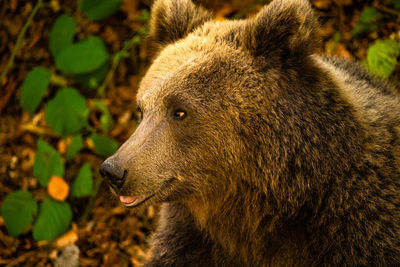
[[100, 0, 349, 215]]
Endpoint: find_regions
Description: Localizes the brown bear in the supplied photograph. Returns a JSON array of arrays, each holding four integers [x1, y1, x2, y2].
[[100, 0, 400, 265]]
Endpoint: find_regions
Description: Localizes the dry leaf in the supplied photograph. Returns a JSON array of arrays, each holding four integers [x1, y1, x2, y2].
[[334, 44, 353, 60], [55, 230, 78, 247], [48, 176, 69, 201], [313, 0, 331, 10], [58, 139, 67, 155], [86, 137, 95, 150]]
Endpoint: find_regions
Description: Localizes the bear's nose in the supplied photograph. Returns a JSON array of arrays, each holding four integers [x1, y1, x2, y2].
[[100, 161, 126, 190]]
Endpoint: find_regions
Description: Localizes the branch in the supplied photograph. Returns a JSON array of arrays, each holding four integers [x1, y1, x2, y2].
[[373, 3, 400, 16], [96, 35, 140, 98], [0, 0, 43, 84]]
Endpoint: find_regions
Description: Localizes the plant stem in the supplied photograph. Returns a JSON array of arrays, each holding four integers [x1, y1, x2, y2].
[[0, 0, 43, 84], [79, 173, 103, 222], [96, 35, 140, 98]]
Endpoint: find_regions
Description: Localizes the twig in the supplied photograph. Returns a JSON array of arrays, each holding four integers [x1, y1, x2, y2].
[[373, 3, 400, 16], [0, 0, 43, 84], [96, 35, 140, 98], [20, 123, 59, 137]]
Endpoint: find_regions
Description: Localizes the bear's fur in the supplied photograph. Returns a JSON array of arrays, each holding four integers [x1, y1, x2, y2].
[[102, 0, 400, 265]]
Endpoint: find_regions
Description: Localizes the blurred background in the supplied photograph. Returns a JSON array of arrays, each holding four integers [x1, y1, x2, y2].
[[0, 0, 399, 266]]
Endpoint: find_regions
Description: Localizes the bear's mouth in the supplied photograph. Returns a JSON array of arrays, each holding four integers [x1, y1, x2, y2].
[[119, 194, 154, 208], [118, 177, 176, 208]]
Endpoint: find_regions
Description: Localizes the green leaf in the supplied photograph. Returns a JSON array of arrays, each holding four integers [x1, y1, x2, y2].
[[49, 14, 76, 59], [1, 190, 37, 237], [45, 88, 89, 136], [395, 0, 400, 10], [91, 133, 118, 157], [74, 62, 109, 89], [20, 67, 51, 115], [55, 37, 109, 74], [34, 139, 64, 187], [367, 39, 400, 78], [359, 7, 382, 24], [138, 9, 150, 22], [33, 199, 72, 241], [351, 7, 383, 37], [80, 0, 122, 21], [66, 135, 83, 160], [71, 163, 93, 197], [351, 24, 369, 37], [93, 101, 113, 132]]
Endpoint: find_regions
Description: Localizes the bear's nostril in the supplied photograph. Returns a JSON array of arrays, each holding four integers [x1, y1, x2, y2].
[[99, 161, 127, 189]]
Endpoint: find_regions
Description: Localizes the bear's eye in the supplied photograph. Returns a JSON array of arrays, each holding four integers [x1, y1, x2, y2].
[[173, 110, 187, 120]]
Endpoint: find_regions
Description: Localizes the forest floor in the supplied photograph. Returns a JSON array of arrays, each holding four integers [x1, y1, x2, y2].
[[0, 0, 399, 266]]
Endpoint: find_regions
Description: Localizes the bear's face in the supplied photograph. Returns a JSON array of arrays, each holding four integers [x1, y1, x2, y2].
[[106, 37, 253, 207], [101, 0, 319, 208]]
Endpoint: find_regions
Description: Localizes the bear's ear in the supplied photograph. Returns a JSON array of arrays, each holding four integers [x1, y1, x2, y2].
[[242, 0, 319, 63], [149, 0, 212, 49]]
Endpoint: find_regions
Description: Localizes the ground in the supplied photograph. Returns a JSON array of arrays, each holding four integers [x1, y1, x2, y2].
[[0, 0, 399, 266]]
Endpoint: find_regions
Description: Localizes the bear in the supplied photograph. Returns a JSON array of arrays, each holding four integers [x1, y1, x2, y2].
[[100, 0, 400, 265]]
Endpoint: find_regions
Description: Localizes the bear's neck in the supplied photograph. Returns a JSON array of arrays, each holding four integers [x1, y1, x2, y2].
[[185, 184, 312, 265]]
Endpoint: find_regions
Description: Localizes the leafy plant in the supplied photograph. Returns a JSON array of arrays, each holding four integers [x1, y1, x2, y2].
[[49, 14, 76, 58], [20, 67, 51, 115], [66, 135, 83, 160], [352, 7, 383, 37], [394, 0, 400, 10], [1, 191, 37, 237], [33, 139, 64, 187], [0, 0, 143, 242], [45, 88, 89, 137], [33, 198, 72, 241], [71, 163, 94, 198], [367, 39, 400, 78], [91, 133, 118, 157], [80, 0, 122, 21], [55, 37, 109, 74]]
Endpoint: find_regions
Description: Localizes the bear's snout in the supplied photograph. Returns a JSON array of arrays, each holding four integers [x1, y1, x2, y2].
[[100, 160, 127, 191]]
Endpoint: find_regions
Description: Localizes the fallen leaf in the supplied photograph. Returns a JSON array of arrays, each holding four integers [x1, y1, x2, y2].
[[55, 229, 78, 247], [48, 176, 69, 201], [86, 137, 95, 150], [313, 0, 331, 10], [334, 43, 353, 60], [58, 139, 67, 155]]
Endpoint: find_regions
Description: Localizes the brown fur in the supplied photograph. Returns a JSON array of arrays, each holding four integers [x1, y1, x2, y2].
[[102, 0, 400, 265]]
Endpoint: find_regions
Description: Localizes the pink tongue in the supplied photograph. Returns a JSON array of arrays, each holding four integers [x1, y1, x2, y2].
[[119, 196, 137, 204]]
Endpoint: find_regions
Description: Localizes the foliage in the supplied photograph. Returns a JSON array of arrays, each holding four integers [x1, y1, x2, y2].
[[55, 37, 109, 74], [350, 3, 400, 79], [80, 0, 122, 21], [352, 7, 383, 37], [0, 0, 145, 242], [33, 139, 64, 187], [20, 67, 51, 115], [32, 199, 72, 241], [1, 191, 37, 237], [45, 88, 89, 136], [367, 39, 400, 78], [71, 163, 94, 198], [66, 135, 83, 160], [49, 14, 76, 58], [394, 0, 400, 10], [91, 133, 118, 157]]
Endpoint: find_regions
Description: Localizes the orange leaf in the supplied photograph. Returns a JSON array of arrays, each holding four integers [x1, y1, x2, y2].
[[57, 139, 67, 155], [54, 229, 78, 247], [48, 176, 69, 201]]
